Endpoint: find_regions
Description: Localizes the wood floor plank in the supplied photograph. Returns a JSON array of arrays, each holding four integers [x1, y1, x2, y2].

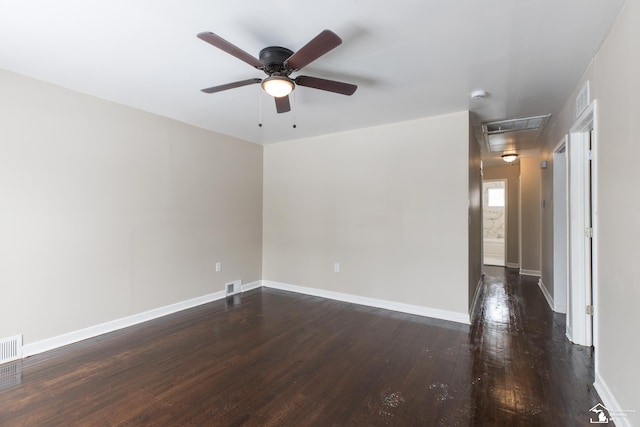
[[0, 267, 606, 426]]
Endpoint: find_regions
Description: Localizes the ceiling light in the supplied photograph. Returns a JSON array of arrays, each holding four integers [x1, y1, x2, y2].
[[261, 76, 294, 98], [502, 153, 518, 163]]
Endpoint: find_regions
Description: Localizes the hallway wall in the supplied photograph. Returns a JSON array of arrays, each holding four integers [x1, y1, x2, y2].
[[468, 115, 483, 310], [538, 0, 640, 422], [519, 157, 541, 275]]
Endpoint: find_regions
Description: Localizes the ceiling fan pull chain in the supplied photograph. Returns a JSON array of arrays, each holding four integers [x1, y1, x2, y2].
[[258, 87, 263, 127], [292, 90, 297, 129]]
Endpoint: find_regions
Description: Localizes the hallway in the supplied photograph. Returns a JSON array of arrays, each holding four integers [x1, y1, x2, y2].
[[471, 266, 599, 425], [0, 268, 603, 425]]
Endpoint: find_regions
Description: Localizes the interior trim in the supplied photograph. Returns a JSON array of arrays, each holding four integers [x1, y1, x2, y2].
[[263, 280, 471, 325], [22, 278, 470, 359], [538, 279, 554, 310], [23, 281, 262, 358], [594, 373, 632, 427], [519, 269, 541, 277]]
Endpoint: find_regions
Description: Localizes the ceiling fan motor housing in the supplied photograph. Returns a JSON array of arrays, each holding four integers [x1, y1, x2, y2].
[[259, 46, 294, 75]]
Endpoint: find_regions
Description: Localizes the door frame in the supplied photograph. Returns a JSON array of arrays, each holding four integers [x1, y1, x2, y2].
[[552, 136, 568, 314], [567, 100, 598, 348], [482, 179, 508, 267]]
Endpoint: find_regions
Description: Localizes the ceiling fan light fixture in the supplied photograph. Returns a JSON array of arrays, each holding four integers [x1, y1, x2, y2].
[[262, 76, 294, 98], [502, 153, 518, 163], [198, 30, 355, 114]]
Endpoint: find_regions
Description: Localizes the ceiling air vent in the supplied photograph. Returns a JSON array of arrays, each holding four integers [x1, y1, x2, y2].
[[482, 114, 551, 154], [484, 114, 550, 135]]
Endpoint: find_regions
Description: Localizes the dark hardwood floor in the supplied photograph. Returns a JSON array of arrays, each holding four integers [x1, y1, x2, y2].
[[0, 267, 603, 426]]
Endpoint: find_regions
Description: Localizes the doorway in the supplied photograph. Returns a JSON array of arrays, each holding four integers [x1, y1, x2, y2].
[[483, 180, 507, 266], [566, 101, 597, 348]]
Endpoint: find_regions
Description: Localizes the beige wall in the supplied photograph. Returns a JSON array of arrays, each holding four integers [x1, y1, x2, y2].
[[263, 112, 471, 316], [538, 0, 640, 421], [519, 157, 541, 274], [483, 164, 520, 267], [0, 69, 264, 345], [468, 115, 483, 309]]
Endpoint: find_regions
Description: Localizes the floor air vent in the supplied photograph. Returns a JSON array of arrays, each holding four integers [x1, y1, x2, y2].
[[0, 335, 22, 364]]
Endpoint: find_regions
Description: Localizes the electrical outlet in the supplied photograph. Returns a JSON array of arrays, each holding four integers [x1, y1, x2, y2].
[[334, 262, 340, 272], [215, 262, 221, 272]]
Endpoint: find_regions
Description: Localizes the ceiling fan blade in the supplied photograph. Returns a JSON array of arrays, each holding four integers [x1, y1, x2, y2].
[[201, 78, 262, 94], [284, 30, 342, 71], [197, 32, 263, 69], [295, 76, 357, 96], [274, 95, 291, 114]]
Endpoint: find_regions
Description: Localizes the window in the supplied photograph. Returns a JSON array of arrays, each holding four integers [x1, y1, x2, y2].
[[487, 188, 505, 207]]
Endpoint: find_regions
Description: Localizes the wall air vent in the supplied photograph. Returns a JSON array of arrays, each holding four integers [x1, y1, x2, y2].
[[0, 335, 22, 365], [225, 280, 242, 296], [575, 81, 590, 119]]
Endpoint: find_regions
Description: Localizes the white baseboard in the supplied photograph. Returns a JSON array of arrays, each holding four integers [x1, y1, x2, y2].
[[594, 372, 634, 427], [470, 277, 484, 320], [506, 262, 520, 269], [538, 279, 566, 313], [554, 302, 567, 314], [519, 269, 541, 277], [22, 278, 469, 359], [22, 281, 262, 358], [538, 279, 554, 310], [241, 280, 263, 292], [566, 324, 573, 343], [263, 280, 470, 325]]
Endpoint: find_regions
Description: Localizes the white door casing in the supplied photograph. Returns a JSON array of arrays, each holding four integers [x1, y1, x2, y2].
[[567, 100, 597, 348], [553, 137, 568, 314]]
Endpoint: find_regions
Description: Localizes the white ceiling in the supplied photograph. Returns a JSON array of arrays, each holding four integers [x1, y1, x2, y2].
[[0, 0, 626, 159]]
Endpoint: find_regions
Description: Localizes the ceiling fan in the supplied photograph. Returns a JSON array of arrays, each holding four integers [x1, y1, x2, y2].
[[197, 30, 357, 114]]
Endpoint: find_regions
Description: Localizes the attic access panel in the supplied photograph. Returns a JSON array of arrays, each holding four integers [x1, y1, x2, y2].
[[483, 114, 551, 153]]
